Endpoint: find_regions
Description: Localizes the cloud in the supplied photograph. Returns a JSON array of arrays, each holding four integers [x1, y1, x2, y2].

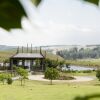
[[0, 0, 100, 46], [0, 16, 99, 46]]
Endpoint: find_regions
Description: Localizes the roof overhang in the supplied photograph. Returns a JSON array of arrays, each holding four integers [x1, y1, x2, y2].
[[10, 53, 45, 59]]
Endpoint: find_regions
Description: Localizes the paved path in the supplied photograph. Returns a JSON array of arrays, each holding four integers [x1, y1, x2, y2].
[[28, 75, 95, 82]]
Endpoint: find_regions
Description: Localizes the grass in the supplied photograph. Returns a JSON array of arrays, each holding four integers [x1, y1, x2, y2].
[[0, 79, 100, 100], [62, 71, 96, 76], [0, 51, 15, 62], [1, 50, 100, 99], [46, 52, 64, 61]]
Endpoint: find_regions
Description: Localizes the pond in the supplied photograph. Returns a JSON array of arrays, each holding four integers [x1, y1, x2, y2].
[[62, 65, 96, 71]]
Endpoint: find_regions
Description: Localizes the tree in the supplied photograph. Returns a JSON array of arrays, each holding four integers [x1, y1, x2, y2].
[[57, 46, 100, 60], [96, 70, 100, 81], [16, 67, 28, 86], [45, 59, 59, 68], [45, 67, 59, 85]]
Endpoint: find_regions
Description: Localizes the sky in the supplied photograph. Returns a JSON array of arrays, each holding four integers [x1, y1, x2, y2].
[[0, 0, 100, 46]]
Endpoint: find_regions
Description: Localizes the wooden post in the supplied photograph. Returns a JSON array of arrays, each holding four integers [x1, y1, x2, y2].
[[22, 60, 25, 68], [27, 44, 28, 53], [16, 46, 19, 54], [45, 51, 47, 58], [31, 44, 32, 53], [10, 59, 13, 76], [36, 47, 38, 53], [43, 58, 45, 71], [40, 59, 43, 71], [40, 46, 42, 54], [22, 46, 23, 53]]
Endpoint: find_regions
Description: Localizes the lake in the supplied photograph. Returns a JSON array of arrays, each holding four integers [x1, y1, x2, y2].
[[62, 65, 96, 71]]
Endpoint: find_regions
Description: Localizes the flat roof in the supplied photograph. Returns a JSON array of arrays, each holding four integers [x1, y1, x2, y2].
[[11, 53, 44, 59]]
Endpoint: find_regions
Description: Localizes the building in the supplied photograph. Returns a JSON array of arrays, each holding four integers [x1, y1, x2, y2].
[[10, 46, 45, 71]]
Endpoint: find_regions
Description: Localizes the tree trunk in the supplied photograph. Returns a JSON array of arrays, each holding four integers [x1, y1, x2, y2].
[[3, 80, 4, 85], [21, 78, 23, 86], [50, 79, 52, 85], [24, 79, 25, 86]]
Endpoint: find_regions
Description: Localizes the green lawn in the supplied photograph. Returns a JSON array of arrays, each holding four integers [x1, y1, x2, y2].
[[0, 80, 100, 100], [66, 71, 96, 76]]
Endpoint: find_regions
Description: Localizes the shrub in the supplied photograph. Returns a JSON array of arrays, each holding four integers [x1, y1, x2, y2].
[[63, 70, 77, 73], [58, 75, 75, 80], [7, 77, 13, 85], [0, 73, 7, 85], [0, 73, 13, 85], [45, 67, 59, 85], [82, 70, 92, 73], [96, 70, 100, 81], [45, 59, 59, 68]]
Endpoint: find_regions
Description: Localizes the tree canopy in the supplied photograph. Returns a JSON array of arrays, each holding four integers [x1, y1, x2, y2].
[[57, 46, 100, 60], [45, 67, 59, 85]]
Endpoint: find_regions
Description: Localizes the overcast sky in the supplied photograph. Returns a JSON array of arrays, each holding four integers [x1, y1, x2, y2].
[[0, 0, 100, 46]]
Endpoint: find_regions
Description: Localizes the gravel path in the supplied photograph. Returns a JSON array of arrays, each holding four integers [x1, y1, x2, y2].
[[28, 75, 95, 82]]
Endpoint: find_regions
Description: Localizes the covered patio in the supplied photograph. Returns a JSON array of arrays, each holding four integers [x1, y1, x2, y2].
[[10, 52, 45, 71]]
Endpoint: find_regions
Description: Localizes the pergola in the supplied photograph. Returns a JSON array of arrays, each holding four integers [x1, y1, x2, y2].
[[9, 46, 45, 71]]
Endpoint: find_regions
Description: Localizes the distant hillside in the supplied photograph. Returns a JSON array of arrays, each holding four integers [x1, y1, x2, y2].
[[0, 44, 100, 51], [0, 44, 100, 62], [0, 45, 17, 51]]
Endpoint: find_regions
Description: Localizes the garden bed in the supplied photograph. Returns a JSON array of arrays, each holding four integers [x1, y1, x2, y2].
[[58, 75, 75, 80]]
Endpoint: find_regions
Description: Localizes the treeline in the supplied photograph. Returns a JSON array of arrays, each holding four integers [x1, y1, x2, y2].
[[57, 47, 100, 60]]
